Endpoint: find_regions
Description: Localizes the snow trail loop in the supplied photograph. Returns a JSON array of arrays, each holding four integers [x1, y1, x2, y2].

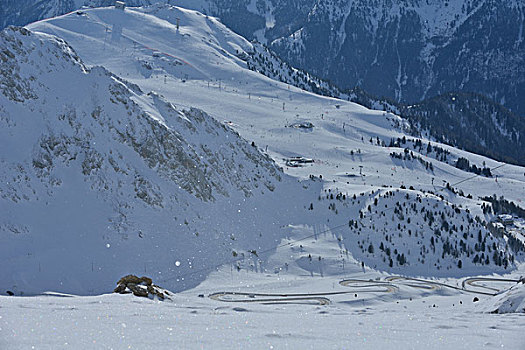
[[209, 277, 521, 305]]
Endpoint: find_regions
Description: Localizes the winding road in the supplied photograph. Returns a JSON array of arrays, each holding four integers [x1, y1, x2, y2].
[[209, 291, 333, 305], [338, 278, 399, 293], [462, 277, 519, 296], [209, 276, 521, 305]]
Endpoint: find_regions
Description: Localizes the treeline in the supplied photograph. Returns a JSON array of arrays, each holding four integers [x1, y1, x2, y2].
[[455, 157, 492, 177], [482, 195, 525, 218]]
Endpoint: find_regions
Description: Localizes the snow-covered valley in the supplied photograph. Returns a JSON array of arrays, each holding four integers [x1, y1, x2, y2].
[[1, 3, 525, 349], [2, 269, 525, 349]]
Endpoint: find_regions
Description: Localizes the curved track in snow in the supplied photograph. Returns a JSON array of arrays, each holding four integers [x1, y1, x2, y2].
[[209, 276, 521, 305], [209, 291, 332, 305], [385, 276, 520, 296], [462, 277, 520, 296], [338, 278, 399, 293], [208, 281, 401, 305]]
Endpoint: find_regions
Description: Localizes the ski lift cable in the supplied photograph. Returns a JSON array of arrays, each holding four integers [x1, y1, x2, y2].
[[445, 163, 506, 189], [159, 162, 509, 284]]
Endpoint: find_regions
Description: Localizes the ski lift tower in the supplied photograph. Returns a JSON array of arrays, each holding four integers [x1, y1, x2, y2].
[[176, 18, 180, 30], [115, 1, 126, 10]]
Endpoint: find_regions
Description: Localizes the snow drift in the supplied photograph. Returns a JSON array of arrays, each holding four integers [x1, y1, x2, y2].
[[482, 281, 525, 314]]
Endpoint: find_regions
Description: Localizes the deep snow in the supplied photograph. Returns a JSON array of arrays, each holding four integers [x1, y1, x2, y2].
[[0, 3, 524, 349]]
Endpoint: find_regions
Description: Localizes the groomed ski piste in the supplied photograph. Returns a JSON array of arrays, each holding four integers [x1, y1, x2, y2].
[[1, 3, 525, 349]]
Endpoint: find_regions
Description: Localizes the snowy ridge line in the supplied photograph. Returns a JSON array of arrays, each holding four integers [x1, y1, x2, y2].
[[350, 162, 508, 229], [40, 8, 197, 73], [25, 8, 84, 28], [81, 10, 195, 68], [159, 161, 511, 284]]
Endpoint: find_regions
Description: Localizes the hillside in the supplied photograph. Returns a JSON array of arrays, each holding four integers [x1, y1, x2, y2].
[[7, 1, 525, 118], [270, 0, 525, 118], [22, 3, 525, 286], [2, 4, 525, 349], [4, 1, 525, 167], [111, 0, 525, 118], [398, 92, 525, 165], [246, 39, 525, 166], [352, 90, 525, 166], [0, 25, 308, 295]]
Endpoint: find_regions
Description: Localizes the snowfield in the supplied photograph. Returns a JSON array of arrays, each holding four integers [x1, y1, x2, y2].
[[0, 3, 524, 349], [480, 281, 525, 314], [2, 272, 525, 349]]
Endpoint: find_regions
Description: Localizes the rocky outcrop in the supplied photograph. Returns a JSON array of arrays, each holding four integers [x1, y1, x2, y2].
[[114, 275, 170, 300]]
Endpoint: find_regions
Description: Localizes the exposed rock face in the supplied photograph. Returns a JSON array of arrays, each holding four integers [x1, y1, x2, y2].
[[0, 26, 288, 295], [114, 275, 169, 300]]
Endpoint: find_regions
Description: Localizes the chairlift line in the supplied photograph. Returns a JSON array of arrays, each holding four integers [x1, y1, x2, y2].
[[445, 163, 507, 189], [158, 161, 513, 284]]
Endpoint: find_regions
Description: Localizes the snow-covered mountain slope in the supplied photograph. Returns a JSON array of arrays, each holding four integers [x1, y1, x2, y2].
[[5, 1, 525, 167], [23, 4, 525, 285], [270, 0, 525, 117], [3, 5, 525, 348], [112, 1, 525, 118], [5, 0, 525, 116], [247, 40, 525, 166], [480, 281, 525, 314], [0, 25, 316, 295], [0, 0, 168, 30]]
